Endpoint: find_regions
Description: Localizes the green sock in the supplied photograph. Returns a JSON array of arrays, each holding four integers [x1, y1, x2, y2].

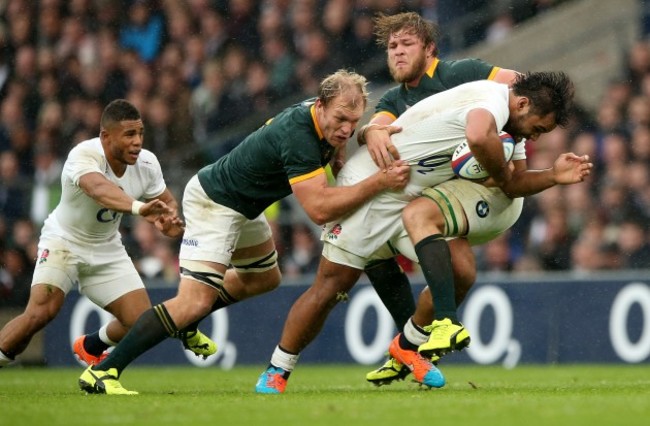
[[95, 304, 176, 374], [415, 234, 457, 322]]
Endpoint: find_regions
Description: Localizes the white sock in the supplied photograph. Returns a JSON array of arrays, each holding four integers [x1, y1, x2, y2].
[[0, 349, 14, 366], [403, 318, 429, 346], [98, 324, 118, 347], [269, 345, 300, 372]]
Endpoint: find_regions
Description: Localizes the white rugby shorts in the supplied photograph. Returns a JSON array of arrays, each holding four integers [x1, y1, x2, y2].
[[31, 235, 143, 308], [323, 178, 523, 268], [179, 175, 273, 266]]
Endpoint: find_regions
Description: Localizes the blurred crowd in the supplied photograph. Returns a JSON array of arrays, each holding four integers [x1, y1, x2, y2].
[[2, 0, 640, 309]]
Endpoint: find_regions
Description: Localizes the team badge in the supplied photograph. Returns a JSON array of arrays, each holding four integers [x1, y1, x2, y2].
[[38, 249, 50, 264], [476, 201, 489, 218], [325, 224, 342, 240]]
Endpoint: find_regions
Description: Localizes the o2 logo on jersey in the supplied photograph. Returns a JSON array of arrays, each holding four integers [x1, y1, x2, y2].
[[97, 208, 120, 223]]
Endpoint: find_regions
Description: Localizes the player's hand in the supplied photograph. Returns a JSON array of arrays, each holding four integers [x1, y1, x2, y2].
[[481, 161, 515, 187], [366, 125, 402, 171], [155, 214, 186, 238], [331, 148, 346, 177], [553, 153, 593, 184], [381, 159, 410, 190], [140, 199, 172, 220]]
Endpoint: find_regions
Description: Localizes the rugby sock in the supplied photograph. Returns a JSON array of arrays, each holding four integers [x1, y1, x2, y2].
[[365, 258, 415, 330], [399, 318, 428, 350], [0, 348, 14, 366], [83, 330, 110, 355], [415, 234, 458, 322], [269, 345, 299, 377], [403, 318, 429, 346], [98, 323, 118, 346], [94, 304, 177, 374]]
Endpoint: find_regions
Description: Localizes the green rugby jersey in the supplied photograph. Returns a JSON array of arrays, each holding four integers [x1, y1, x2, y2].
[[197, 99, 335, 219], [375, 58, 500, 120]]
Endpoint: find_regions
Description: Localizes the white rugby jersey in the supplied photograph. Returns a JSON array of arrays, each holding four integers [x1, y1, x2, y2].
[[341, 80, 526, 200], [41, 137, 166, 244]]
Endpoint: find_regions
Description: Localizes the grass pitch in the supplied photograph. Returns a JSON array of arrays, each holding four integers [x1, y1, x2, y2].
[[2, 364, 649, 426]]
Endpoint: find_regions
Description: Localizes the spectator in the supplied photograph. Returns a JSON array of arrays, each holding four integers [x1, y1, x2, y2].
[[0, 151, 29, 229], [198, 7, 228, 59], [625, 40, 650, 91], [282, 222, 322, 278], [347, 9, 382, 67], [190, 59, 225, 146], [119, 0, 164, 63], [0, 247, 31, 308], [615, 218, 650, 269], [223, 0, 260, 54], [260, 34, 297, 99], [29, 142, 62, 226]]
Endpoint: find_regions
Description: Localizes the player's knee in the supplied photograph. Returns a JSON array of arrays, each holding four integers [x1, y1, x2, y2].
[[403, 197, 439, 229], [234, 266, 282, 299], [183, 296, 215, 318], [251, 274, 281, 294]]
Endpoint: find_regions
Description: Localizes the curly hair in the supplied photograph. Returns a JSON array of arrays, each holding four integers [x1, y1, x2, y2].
[[512, 71, 575, 127], [373, 12, 440, 56]]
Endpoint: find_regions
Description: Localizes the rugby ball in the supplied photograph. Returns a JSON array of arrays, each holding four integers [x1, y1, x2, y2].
[[451, 132, 515, 180]]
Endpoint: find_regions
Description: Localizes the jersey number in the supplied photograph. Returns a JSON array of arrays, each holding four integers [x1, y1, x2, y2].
[[416, 154, 451, 175]]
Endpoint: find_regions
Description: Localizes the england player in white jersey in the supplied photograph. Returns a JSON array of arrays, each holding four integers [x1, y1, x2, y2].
[[0, 99, 213, 369], [257, 71, 593, 392], [323, 80, 526, 262]]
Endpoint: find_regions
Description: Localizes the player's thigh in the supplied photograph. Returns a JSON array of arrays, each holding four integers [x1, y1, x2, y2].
[[180, 175, 273, 267], [231, 235, 282, 295], [315, 250, 364, 294], [422, 179, 523, 244], [103, 288, 151, 327], [322, 194, 407, 260], [80, 243, 146, 309], [31, 237, 80, 297]]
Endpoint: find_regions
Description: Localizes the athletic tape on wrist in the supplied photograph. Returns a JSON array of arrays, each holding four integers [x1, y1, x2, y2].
[[131, 200, 145, 215]]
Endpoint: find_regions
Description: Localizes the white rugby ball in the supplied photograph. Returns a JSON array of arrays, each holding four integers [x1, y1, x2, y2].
[[451, 132, 516, 180]]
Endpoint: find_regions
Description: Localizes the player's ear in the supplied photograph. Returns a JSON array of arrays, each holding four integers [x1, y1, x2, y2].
[[425, 42, 435, 57], [517, 96, 530, 112]]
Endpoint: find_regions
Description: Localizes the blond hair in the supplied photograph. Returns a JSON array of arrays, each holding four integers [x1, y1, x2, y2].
[[318, 69, 369, 109]]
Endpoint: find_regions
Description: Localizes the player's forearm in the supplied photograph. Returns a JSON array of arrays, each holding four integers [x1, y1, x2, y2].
[[80, 176, 138, 213], [500, 168, 556, 197], [306, 174, 386, 225]]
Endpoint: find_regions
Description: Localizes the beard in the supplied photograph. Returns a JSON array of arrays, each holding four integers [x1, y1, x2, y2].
[[388, 50, 428, 83]]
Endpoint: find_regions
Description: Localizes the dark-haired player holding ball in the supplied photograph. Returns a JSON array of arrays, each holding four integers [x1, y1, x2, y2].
[[257, 70, 591, 393], [358, 12, 591, 386]]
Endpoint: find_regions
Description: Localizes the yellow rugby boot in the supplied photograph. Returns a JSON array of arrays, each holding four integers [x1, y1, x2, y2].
[[366, 356, 411, 386], [418, 318, 470, 358], [78, 366, 138, 395]]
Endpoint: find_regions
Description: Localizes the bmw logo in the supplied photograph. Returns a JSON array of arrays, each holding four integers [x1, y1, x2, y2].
[[476, 201, 489, 218]]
